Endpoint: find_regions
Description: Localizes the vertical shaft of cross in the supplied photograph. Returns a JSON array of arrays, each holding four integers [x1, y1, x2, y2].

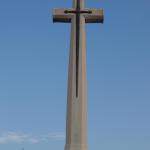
[[65, 9, 87, 150], [73, 0, 84, 8]]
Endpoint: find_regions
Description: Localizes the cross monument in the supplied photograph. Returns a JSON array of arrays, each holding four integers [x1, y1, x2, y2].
[[53, 0, 104, 150]]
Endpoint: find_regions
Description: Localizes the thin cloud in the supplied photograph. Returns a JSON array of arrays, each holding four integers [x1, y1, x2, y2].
[[0, 132, 65, 144]]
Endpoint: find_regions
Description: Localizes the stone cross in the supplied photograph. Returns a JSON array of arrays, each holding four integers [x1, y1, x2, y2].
[[53, 0, 104, 150]]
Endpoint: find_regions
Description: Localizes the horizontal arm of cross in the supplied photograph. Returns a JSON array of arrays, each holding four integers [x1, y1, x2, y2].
[[53, 9, 104, 23], [84, 9, 104, 23], [53, 9, 73, 23]]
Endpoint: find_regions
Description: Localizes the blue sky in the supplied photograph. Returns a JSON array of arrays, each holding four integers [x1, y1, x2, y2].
[[0, 0, 150, 150]]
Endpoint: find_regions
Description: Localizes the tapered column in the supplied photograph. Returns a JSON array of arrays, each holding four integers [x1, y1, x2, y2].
[[65, 15, 87, 150]]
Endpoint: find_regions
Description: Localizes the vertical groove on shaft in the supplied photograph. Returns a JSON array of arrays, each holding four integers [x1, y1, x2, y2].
[[76, 0, 80, 97]]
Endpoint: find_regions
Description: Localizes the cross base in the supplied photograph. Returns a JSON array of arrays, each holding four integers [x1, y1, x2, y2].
[[65, 144, 88, 150]]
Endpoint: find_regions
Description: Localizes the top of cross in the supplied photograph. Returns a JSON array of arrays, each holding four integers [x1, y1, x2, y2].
[[53, 0, 104, 23], [73, 0, 84, 8]]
